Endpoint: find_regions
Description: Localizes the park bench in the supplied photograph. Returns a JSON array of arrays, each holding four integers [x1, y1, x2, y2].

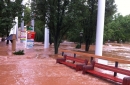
[[56, 55, 88, 71], [82, 60, 130, 85], [59, 49, 130, 84]]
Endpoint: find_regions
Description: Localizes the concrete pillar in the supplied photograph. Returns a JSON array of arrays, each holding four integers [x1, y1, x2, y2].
[[21, 1, 24, 31], [44, 25, 49, 48], [21, 12, 24, 31], [12, 34, 16, 51], [15, 17, 18, 40], [95, 0, 107, 64], [31, 19, 34, 31], [10, 17, 18, 35]]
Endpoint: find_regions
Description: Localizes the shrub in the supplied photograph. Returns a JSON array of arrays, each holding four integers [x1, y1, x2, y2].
[[75, 43, 81, 49], [13, 50, 24, 55]]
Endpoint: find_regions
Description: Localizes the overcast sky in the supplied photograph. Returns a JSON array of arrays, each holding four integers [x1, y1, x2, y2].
[[115, 0, 130, 16]]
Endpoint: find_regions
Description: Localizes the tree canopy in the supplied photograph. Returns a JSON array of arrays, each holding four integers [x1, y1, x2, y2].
[[68, 0, 117, 51], [32, 0, 117, 54], [0, 0, 23, 42], [104, 14, 130, 42]]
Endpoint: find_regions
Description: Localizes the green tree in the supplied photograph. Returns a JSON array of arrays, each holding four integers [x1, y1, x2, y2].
[[32, 0, 87, 54], [66, 0, 88, 43], [104, 14, 130, 42], [32, 0, 117, 53], [24, 7, 31, 25], [82, 0, 117, 51], [66, 0, 117, 51], [34, 20, 44, 42], [0, 0, 23, 44]]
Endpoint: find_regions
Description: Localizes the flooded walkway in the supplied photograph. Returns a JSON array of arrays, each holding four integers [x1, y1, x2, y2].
[[0, 41, 120, 85]]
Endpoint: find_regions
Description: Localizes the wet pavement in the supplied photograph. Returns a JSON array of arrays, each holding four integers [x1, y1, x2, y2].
[[0, 40, 127, 85]]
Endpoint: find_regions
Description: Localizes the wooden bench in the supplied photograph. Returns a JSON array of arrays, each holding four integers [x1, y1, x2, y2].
[[56, 55, 88, 71], [59, 49, 130, 84], [82, 60, 130, 85]]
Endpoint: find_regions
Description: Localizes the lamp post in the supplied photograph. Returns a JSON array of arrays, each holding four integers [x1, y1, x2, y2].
[[79, 31, 83, 48]]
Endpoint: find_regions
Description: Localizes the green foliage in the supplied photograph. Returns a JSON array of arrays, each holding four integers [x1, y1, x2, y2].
[[34, 27, 44, 42], [13, 50, 24, 55], [75, 43, 81, 49], [32, 0, 89, 54], [34, 20, 44, 42], [66, 0, 87, 42], [24, 7, 31, 25], [104, 14, 130, 42], [68, 0, 117, 51], [32, 0, 117, 53], [67, 30, 81, 42], [0, 0, 23, 38]]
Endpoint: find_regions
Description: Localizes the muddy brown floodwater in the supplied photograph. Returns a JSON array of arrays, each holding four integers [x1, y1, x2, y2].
[[0, 40, 129, 85]]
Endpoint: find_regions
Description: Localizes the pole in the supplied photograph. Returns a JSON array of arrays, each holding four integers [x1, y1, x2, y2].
[[15, 17, 18, 40], [44, 25, 49, 48], [31, 19, 34, 31], [95, 0, 107, 64], [44, 14, 49, 48], [21, 1, 25, 31]]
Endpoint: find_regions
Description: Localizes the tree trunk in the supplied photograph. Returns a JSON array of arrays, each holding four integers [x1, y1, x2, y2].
[[54, 44, 59, 54], [54, 40, 59, 54], [85, 39, 91, 51], [49, 33, 52, 45], [6, 27, 9, 45]]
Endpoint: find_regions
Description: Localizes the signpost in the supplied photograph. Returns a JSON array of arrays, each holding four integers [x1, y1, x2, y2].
[[26, 31, 35, 49], [20, 30, 27, 48]]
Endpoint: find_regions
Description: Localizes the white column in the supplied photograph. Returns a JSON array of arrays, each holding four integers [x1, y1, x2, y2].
[[15, 17, 18, 40], [31, 19, 34, 31], [9, 17, 18, 35], [95, 0, 107, 64], [21, 1, 24, 31], [44, 25, 49, 48], [21, 12, 24, 31], [11, 17, 18, 35]]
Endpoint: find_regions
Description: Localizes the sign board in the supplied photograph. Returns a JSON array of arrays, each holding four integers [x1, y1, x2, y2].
[[27, 31, 36, 39], [19, 29, 36, 49], [20, 31, 27, 40], [20, 31, 27, 48], [26, 39, 34, 49]]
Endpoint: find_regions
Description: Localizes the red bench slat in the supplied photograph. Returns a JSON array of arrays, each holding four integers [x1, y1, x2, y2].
[[56, 55, 88, 71], [61, 61, 76, 68], [83, 61, 130, 84], [86, 70, 122, 83], [66, 56, 85, 63], [95, 63, 130, 76]]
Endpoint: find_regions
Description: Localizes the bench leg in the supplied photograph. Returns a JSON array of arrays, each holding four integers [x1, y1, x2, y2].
[[82, 66, 86, 74], [84, 59, 89, 65], [82, 65, 94, 74], [122, 77, 130, 85], [56, 58, 66, 63], [76, 64, 84, 71]]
